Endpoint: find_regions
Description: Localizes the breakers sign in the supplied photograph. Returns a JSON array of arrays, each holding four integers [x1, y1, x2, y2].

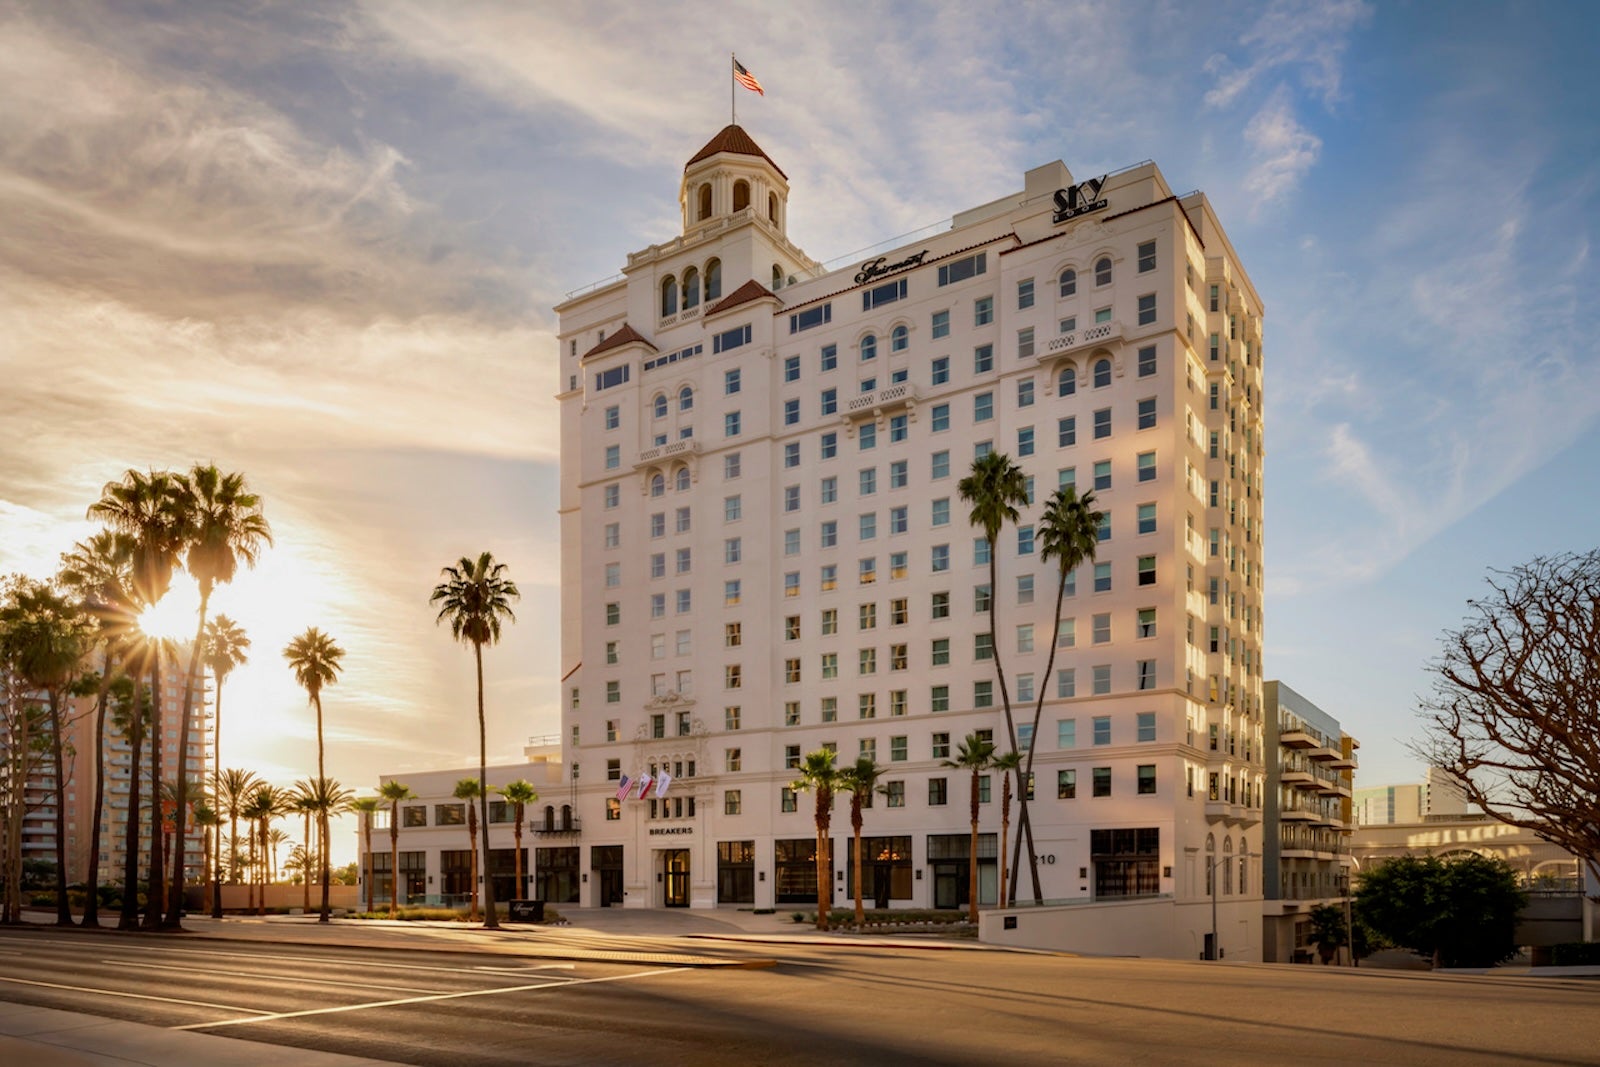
[[855, 250, 929, 285], [1052, 176, 1108, 224]]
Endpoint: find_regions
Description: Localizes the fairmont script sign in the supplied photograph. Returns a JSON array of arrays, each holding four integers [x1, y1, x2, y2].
[[1053, 176, 1108, 224], [855, 250, 929, 285]]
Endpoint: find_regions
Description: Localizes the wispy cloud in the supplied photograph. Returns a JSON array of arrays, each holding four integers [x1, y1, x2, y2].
[[1242, 88, 1322, 206], [1204, 0, 1373, 110]]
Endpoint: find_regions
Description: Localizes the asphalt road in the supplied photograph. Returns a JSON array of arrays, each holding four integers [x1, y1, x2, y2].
[[1, 928, 1597, 1066]]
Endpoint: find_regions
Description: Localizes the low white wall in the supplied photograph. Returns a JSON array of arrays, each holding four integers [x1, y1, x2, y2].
[[979, 896, 1263, 961]]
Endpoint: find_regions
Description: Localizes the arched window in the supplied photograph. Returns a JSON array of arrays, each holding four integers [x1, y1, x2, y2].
[[1204, 833, 1215, 895], [860, 334, 877, 361], [1058, 365, 1076, 396], [772, 264, 783, 290], [543, 805, 556, 832], [560, 804, 573, 830], [733, 179, 750, 213], [682, 267, 700, 309], [890, 325, 909, 353], [1093, 358, 1112, 388], [1237, 836, 1248, 895], [1222, 837, 1234, 895], [660, 276, 678, 317], [1059, 268, 1077, 297], [704, 258, 722, 302], [768, 192, 779, 223], [697, 183, 712, 221], [679, 386, 694, 412], [1095, 257, 1112, 286], [674, 466, 691, 492], [652, 394, 668, 419], [650, 473, 665, 497]]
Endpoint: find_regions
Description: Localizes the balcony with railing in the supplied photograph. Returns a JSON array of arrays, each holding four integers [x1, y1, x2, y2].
[[635, 439, 701, 468], [843, 382, 918, 422], [1039, 319, 1124, 361]]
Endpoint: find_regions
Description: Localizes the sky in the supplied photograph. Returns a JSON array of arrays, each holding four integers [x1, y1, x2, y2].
[[2, 1, 1597, 864]]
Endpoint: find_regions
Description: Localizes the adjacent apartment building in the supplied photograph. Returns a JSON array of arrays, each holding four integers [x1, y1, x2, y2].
[[553, 125, 1266, 957], [1261, 680, 1358, 963]]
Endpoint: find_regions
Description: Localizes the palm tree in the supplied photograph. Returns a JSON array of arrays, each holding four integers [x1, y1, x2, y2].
[[58, 529, 139, 928], [838, 756, 883, 928], [431, 553, 520, 930], [957, 453, 1030, 758], [267, 828, 290, 882], [89, 468, 189, 929], [945, 733, 995, 924], [379, 779, 415, 916], [203, 615, 249, 918], [453, 778, 483, 921], [1012, 485, 1102, 904], [166, 466, 271, 928], [790, 749, 841, 931], [283, 627, 344, 923], [496, 780, 539, 905], [291, 792, 315, 913], [349, 796, 382, 914], [105, 659, 155, 930], [293, 776, 352, 922], [240, 785, 285, 915], [0, 580, 94, 926], [215, 767, 261, 899], [992, 750, 1022, 912], [193, 800, 218, 907]]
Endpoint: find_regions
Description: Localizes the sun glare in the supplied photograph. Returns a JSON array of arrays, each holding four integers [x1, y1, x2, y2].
[[138, 581, 201, 642]]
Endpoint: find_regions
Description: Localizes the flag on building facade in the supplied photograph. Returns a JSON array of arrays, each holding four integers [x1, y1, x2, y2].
[[655, 771, 673, 799], [733, 58, 764, 96], [635, 773, 654, 799], [614, 775, 632, 801]]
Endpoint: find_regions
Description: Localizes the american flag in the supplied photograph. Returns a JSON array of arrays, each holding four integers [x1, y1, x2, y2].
[[614, 775, 632, 802], [733, 58, 764, 96]]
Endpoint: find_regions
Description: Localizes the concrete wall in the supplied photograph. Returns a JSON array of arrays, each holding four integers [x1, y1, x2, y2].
[[194, 883, 361, 912], [980, 895, 1262, 961]]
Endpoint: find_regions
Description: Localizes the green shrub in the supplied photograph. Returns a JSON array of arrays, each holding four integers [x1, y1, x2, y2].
[[1550, 942, 1600, 966]]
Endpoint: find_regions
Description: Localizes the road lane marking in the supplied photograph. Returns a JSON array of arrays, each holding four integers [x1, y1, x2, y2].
[[172, 967, 684, 1031], [100, 959, 450, 995], [6, 936, 558, 977], [0, 974, 271, 1015]]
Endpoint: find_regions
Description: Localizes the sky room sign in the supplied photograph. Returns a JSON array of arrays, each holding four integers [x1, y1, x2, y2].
[[1053, 176, 1108, 223]]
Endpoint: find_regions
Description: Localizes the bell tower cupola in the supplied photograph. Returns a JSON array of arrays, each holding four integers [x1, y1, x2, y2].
[[680, 124, 789, 238]]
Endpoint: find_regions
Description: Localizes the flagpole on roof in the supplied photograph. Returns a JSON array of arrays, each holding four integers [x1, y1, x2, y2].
[[730, 52, 736, 126]]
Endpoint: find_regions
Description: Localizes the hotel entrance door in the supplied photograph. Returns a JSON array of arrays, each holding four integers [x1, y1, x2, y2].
[[663, 849, 690, 908]]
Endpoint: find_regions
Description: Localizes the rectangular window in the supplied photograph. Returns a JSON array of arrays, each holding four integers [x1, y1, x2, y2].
[[1137, 451, 1156, 482], [937, 252, 986, 287], [1138, 241, 1156, 273], [889, 505, 908, 535], [974, 392, 993, 422], [886, 781, 906, 808], [974, 296, 994, 326], [724, 369, 741, 395], [604, 444, 620, 470], [820, 520, 837, 548], [821, 343, 838, 372], [724, 579, 741, 606], [724, 411, 742, 437], [677, 506, 692, 532], [783, 397, 800, 426], [1137, 659, 1155, 691], [785, 701, 801, 726], [1138, 556, 1156, 586], [1093, 767, 1112, 798], [821, 476, 837, 504], [1018, 426, 1035, 457], [1137, 765, 1157, 795], [974, 344, 994, 374], [1057, 668, 1076, 697], [975, 632, 994, 661], [784, 529, 800, 557], [821, 608, 838, 635], [1017, 525, 1035, 555], [974, 680, 993, 708], [821, 652, 838, 679], [1093, 716, 1111, 745], [1137, 608, 1157, 638], [821, 565, 838, 592], [928, 778, 949, 806], [1137, 503, 1156, 535], [594, 365, 630, 391], [724, 790, 742, 815], [931, 450, 950, 479], [714, 324, 752, 353], [784, 354, 801, 382], [1058, 416, 1076, 448], [1058, 769, 1077, 799], [1137, 711, 1156, 742], [790, 304, 833, 333], [1092, 665, 1111, 694], [931, 637, 950, 666], [1017, 276, 1035, 309], [605, 484, 620, 510], [931, 356, 950, 384], [821, 387, 838, 415], [1017, 327, 1035, 360], [1137, 397, 1157, 429], [930, 544, 949, 573], [931, 310, 950, 339], [821, 697, 837, 722], [1094, 408, 1111, 439], [863, 277, 908, 310], [931, 404, 950, 432], [890, 688, 907, 715], [1137, 345, 1157, 378]]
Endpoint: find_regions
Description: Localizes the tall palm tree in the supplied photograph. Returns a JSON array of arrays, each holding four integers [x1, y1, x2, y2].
[[267, 828, 291, 882], [293, 776, 352, 922], [90, 468, 189, 930], [193, 800, 218, 908], [453, 778, 483, 920], [105, 660, 154, 930], [283, 627, 344, 923], [790, 749, 841, 931], [431, 552, 520, 930], [215, 767, 261, 897], [240, 785, 284, 915], [958, 453, 1030, 760], [839, 756, 883, 928], [203, 615, 249, 918], [496, 779, 539, 905], [291, 792, 315, 913], [379, 779, 414, 916], [992, 750, 1022, 912], [349, 796, 382, 914], [1011, 485, 1103, 904], [166, 466, 271, 927], [58, 529, 139, 928], [0, 580, 94, 926], [945, 733, 996, 924]]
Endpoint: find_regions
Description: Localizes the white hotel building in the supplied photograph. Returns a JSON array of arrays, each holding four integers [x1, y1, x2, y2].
[[554, 126, 1265, 958]]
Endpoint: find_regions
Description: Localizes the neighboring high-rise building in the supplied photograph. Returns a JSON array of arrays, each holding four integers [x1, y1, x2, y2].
[[1261, 680, 1358, 963], [554, 126, 1266, 957], [1354, 767, 1468, 827]]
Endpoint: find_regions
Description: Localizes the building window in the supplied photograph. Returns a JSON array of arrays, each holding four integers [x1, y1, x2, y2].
[[931, 356, 950, 384], [1094, 257, 1112, 287], [1137, 398, 1157, 429], [1092, 665, 1111, 695], [1136, 660, 1155, 691], [1094, 408, 1111, 439], [1137, 293, 1156, 326], [931, 638, 950, 666], [974, 392, 994, 422], [1137, 241, 1156, 273], [974, 296, 993, 326], [1092, 767, 1112, 797], [928, 778, 949, 806], [1137, 345, 1157, 378], [974, 344, 994, 374], [1138, 503, 1156, 535], [1137, 608, 1157, 638], [1057, 769, 1077, 799], [821, 387, 837, 415], [1057, 668, 1076, 697], [1138, 556, 1156, 586], [1137, 711, 1156, 742], [725, 790, 742, 815], [931, 309, 950, 340], [1137, 451, 1156, 482], [1137, 765, 1157, 795]]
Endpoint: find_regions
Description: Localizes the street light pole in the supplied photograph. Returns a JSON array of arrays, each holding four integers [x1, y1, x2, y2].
[[1207, 852, 1256, 961]]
